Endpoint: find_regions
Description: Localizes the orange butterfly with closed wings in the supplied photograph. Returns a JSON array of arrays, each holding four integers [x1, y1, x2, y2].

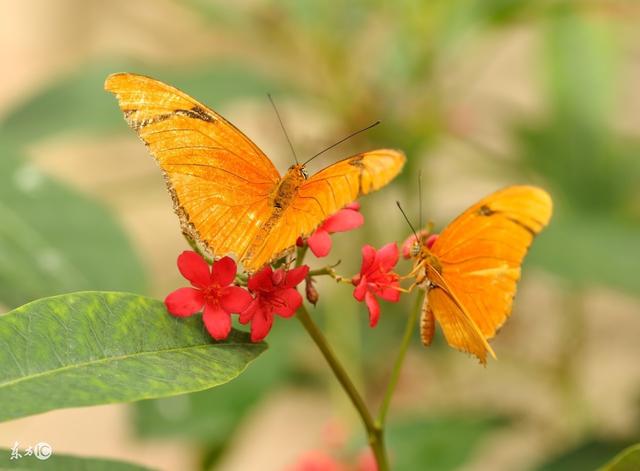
[[406, 185, 552, 364], [105, 73, 405, 272]]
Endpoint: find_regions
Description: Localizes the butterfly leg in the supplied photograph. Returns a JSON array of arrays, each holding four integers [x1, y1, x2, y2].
[[400, 261, 423, 280]]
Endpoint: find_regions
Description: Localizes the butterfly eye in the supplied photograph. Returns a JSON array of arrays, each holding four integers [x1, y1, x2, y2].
[[410, 242, 421, 257], [301, 167, 309, 179]]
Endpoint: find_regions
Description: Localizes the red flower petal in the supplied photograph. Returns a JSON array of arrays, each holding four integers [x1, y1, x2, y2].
[[365, 291, 381, 327], [273, 288, 302, 318], [239, 298, 259, 324], [284, 265, 310, 287], [359, 245, 377, 274], [211, 256, 237, 286], [177, 251, 211, 289], [202, 302, 232, 340], [426, 234, 439, 249], [287, 450, 343, 471], [272, 268, 286, 286], [378, 285, 401, 302], [345, 202, 360, 211], [322, 207, 364, 233], [307, 229, 332, 257], [164, 287, 204, 317], [357, 449, 378, 471], [248, 266, 274, 291], [220, 286, 253, 313], [250, 308, 273, 342], [353, 276, 367, 301], [376, 242, 399, 271]]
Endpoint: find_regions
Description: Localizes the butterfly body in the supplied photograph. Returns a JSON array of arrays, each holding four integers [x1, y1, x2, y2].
[[105, 73, 405, 272], [408, 185, 552, 364], [272, 165, 307, 210], [418, 248, 443, 279]]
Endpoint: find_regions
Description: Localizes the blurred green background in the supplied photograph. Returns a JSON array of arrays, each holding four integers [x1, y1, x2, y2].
[[1, 1, 639, 470]]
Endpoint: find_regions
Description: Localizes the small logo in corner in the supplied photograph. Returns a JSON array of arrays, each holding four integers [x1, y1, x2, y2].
[[33, 442, 53, 460]]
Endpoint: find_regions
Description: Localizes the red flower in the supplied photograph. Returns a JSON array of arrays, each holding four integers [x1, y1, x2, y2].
[[240, 265, 310, 342], [286, 450, 344, 471], [356, 449, 378, 471], [401, 230, 439, 259], [165, 251, 252, 340], [351, 243, 401, 327], [299, 202, 364, 257]]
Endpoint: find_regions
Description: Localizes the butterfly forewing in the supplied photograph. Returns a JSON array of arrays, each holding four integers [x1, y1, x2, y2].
[[298, 150, 405, 211], [104, 73, 280, 183], [105, 73, 281, 262]]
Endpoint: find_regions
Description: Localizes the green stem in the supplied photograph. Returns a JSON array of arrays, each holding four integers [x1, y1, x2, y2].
[[308, 267, 332, 277], [296, 305, 389, 470], [377, 292, 423, 427], [295, 245, 308, 268], [183, 234, 213, 264], [308, 266, 349, 283], [295, 244, 389, 470]]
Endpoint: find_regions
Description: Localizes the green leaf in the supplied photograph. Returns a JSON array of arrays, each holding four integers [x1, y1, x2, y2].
[[132, 319, 294, 442], [0, 292, 266, 422], [130, 320, 309, 470], [527, 206, 640, 295], [0, 143, 146, 308], [387, 415, 507, 471], [600, 444, 640, 471], [0, 61, 284, 143], [544, 8, 618, 128], [535, 439, 634, 471], [0, 449, 154, 470], [517, 123, 640, 215], [517, 9, 637, 214]]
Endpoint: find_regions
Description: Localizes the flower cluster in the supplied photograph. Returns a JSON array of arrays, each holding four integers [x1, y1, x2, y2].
[[352, 243, 401, 327], [165, 202, 406, 342], [165, 251, 308, 342]]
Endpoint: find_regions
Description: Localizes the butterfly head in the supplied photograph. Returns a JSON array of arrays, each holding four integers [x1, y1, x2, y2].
[[410, 237, 424, 258], [402, 228, 434, 260], [284, 163, 308, 180]]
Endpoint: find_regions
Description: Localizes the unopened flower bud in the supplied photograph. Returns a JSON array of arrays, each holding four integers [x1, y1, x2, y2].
[[305, 275, 319, 306]]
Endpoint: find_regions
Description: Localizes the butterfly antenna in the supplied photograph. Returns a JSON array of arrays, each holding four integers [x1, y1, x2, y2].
[[418, 170, 423, 230], [268, 93, 299, 165], [396, 201, 419, 241], [302, 120, 381, 166]]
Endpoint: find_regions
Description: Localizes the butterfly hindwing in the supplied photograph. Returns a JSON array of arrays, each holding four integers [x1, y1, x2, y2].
[[425, 185, 552, 363], [241, 150, 406, 271], [425, 287, 493, 361]]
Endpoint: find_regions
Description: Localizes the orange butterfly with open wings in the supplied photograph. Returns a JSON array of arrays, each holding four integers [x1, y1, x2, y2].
[[105, 73, 405, 272], [407, 186, 552, 364]]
